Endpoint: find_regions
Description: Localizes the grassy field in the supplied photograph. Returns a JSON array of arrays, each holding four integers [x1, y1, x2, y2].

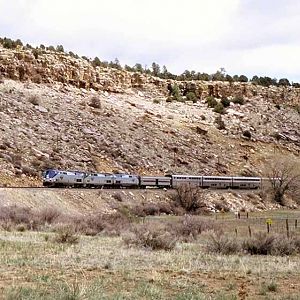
[[0, 210, 300, 299]]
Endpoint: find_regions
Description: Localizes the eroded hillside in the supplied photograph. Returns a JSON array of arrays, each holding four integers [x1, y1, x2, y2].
[[0, 45, 299, 186]]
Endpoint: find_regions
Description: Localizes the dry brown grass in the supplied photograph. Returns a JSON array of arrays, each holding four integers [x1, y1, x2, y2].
[[71, 211, 131, 236], [53, 225, 79, 244], [243, 232, 300, 255], [206, 232, 241, 255], [0, 205, 131, 236], [0, 225, 300, 299], [122, 216, 220, 250], [37, 207, 61, 224], [123, 221, 177, 251], [130, 201, 177, 217], [21, 165, 38, 177], [172, 215, 220, 242], [205, 231, 300, 256], [112, 192, 123, 202]]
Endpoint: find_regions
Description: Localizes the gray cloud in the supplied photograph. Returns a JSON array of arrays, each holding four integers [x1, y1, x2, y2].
[[0, 0, 299, 81]]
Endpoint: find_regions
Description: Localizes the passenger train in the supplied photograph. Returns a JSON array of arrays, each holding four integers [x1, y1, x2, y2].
[[42, 169, 262, 189]]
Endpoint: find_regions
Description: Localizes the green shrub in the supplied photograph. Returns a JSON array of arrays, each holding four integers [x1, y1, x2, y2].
[[32, 49, 40, 59], [170, 84, 182, 101], [213, 102, 225, 114], [232, 96, 245, 105], [153, 99, 160, 104], [2, 38, 16, 49], [47, 45, 55, 51], [206, 96, 217, 108], [214, 115, 226, 130], [221, 97, 230, 107], [186, 92, 197, 103], [56, 45, 64, 52]]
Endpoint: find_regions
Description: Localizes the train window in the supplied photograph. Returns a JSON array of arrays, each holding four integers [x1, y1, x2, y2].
[[76, 179, 82, 182], [106, 180, 111, 183]]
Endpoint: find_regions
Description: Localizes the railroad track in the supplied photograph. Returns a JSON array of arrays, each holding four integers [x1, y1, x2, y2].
[[0, 186, 261, 193]]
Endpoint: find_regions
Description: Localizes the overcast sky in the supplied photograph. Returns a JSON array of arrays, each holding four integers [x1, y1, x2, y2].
[[1, 0, 300, 81]]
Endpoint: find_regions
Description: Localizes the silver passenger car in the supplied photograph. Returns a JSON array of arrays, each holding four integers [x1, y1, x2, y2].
[[171, 175, 202, 187], [140, 176, 172, 188], [202, 176, 232, 189], [232, 177, 261, 189]]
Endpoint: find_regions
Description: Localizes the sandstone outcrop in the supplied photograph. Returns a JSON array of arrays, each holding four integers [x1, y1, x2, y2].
[[0, 45, 299, 106]]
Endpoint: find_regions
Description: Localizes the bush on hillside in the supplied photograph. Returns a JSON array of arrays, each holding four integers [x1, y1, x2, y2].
[[89, 96, 101, 109], [170, 184, 208, 214], [53, 225, 79, 244], [172, 215, 219, 242], [130, 202, 175, 217], [221, 97, 230, 107], [206, 96, 217, 108], [170, 84, 182, 101], [186, 91, 197, 103], [0, 205, 131, 236], [213, 102, 225, 114], [206, 233, 240, 255], [205, 232, 300, 256], [232, 96, 245, 105], [123, 222, 177, 251], [215, 115, 226, 130]]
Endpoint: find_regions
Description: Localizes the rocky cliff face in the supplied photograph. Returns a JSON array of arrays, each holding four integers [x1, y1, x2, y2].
[[1, 45, 300, 106], [0, 46, 165, 94], [0, 45, 299, 186]]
